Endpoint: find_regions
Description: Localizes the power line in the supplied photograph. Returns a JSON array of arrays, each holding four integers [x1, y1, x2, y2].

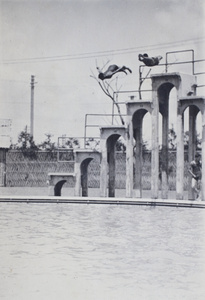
[[0, 79, 29, 83], [4, 37, 203, 61], [1, 37, 205, 65]]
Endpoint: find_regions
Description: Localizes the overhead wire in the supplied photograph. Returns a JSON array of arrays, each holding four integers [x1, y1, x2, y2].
[[1, 37, 205, 65]]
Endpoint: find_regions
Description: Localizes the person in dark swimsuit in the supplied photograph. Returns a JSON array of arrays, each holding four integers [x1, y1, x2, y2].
[[189, 153, 202, 200], [98, 65, 132, 80], [138, 53, 162, 66]]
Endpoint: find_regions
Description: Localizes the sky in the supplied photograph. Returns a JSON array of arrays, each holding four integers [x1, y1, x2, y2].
[[0, 0, 204, 146]]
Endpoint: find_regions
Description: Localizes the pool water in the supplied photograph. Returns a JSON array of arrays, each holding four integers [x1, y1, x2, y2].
[[0, 203, 204, 300]]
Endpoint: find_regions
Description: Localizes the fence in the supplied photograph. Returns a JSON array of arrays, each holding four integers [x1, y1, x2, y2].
[[5, 150, 190, 190], [6, 151, 75, 187]]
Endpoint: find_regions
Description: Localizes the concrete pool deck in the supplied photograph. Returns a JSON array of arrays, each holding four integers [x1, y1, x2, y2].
[[0, 187, 204, 208]]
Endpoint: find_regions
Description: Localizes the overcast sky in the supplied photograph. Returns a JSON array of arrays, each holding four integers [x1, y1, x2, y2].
[[0, 0, 204, 145]]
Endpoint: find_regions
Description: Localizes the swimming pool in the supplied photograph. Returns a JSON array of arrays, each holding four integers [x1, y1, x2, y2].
[[0, 203, 204, 300]]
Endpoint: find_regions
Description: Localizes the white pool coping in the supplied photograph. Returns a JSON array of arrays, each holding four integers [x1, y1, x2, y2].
[[0, 195, 204, 209]]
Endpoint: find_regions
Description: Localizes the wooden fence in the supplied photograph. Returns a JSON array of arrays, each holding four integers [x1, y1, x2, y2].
[[5, 150, 190, 190]]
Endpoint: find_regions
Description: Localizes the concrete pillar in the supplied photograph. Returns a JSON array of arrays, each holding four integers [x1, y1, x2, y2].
[[150, 73, 197, 200], [54, 180, 66, 196], [161, 109, 169, 199], [133, 120, 142, 198], [126, 120, 133, 197], [201, 112, 205, 201], [48, 173, 75, 196], [126, 102, 152, 198], [108, 137, 116, 197], [100, 126, 125, 198], [48, 185, 54, 196], [74, 150, 99, 197], [178, 97, 205, 201], [0, 148, 7, 187], [81, 161, 89, 197], [176, 107, 184, 199], [151, 90, 159, 199], [188, 106, 198, 199], [74, 159, 81, 196], [100, 138, 108, 197]]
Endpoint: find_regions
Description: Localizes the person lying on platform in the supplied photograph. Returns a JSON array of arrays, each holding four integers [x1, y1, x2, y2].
[[138, 53, 163, 66], [97, 65, 132, 80], [189, 153, 202, 201]]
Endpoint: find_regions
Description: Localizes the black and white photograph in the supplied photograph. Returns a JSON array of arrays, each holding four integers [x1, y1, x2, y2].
[[0, 0, 205, 299]]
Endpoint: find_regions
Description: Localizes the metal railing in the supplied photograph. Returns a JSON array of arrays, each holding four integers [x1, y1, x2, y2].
[[84, 113, 127, 147], [83, 49, 205, 146], [165, 49, 195, 74], [139, 49, 205, 95]]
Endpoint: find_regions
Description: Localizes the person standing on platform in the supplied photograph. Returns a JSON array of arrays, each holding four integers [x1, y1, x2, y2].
[[189, 153, 202, 200]]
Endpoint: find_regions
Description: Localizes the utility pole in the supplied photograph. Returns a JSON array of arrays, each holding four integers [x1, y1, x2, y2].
[[30, 75, 35, 138]]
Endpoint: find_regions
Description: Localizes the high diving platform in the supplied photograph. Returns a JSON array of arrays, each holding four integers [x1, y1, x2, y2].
[[0, 49, 205, 202]]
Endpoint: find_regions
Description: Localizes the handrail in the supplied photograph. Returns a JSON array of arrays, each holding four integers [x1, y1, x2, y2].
[[84, 113, 127, 147], [165, 49, 194, 74], [138, 49, 205, 99], [84, 49, 204, 148]]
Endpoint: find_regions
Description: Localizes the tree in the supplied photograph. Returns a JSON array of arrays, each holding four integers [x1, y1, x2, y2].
[[38, 133, 56, 151], [168, 125, 201, 150], [64, 137, 80, 149], [15, 126, 39, 158], [58, 136, 80, 149], [168, 124, 177, 149], [57, 137, 80, 161], [184, 130, 201, 150], [115, 137, 126, 152], [90, 62, 132, 126], [85, 137, 100, 150]]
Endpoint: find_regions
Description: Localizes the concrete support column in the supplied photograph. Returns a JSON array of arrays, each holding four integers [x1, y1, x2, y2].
[[151, 92, 159, 199], [99, 126, 125, 198], [100, 138, 108, 197], [201, 113, 205, 201], [0, 148, 7, 187], [48, 173, 74, 196], [48, 185, 54, 196], [81, 161, 89, 197], [188, 107, 197, 199], [133, 122, 142, 198], [74, 160, 81, 196], [108, 138, 116, 197], [74, 150, 99, 197], [126, 120, 133, 197], [161, 110, 169, 199], [176, 108, 184, 199]]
